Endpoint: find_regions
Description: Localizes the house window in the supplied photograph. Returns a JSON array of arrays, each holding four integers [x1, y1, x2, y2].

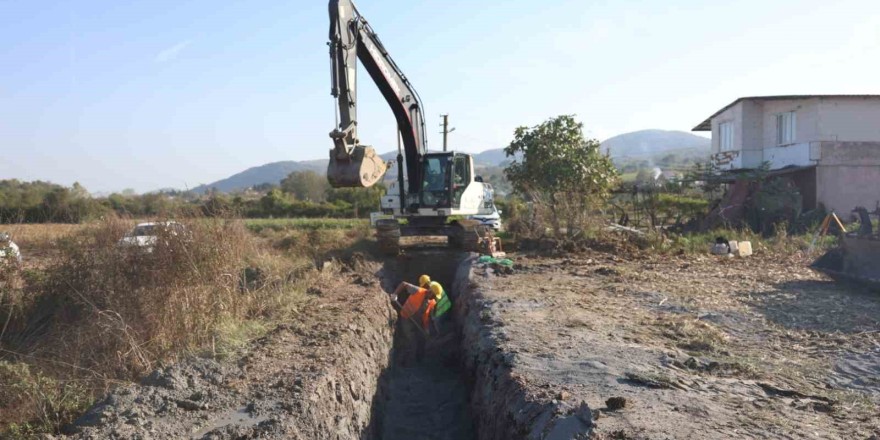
[[719, 121, 734, 151], [776, 111, 796, 145]]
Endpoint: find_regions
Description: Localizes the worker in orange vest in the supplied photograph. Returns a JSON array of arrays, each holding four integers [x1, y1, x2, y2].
[[390, 274, 435, 362]]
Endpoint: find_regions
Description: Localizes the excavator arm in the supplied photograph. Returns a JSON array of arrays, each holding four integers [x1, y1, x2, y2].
[[328, 0, 427, 192]]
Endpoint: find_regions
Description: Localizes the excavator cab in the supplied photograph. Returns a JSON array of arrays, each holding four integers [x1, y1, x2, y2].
[[419, 153, 451, 208], [419, 152, 471, 209]]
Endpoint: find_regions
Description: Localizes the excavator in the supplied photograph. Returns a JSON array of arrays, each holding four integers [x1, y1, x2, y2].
[[327, 0, 497, 255]]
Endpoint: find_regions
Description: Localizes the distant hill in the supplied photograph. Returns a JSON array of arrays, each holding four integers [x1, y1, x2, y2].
[[192, 151, 512, 193], [192, 160, 326, 193], [190, 130, 712, 193], [600, 129, 710, 159]]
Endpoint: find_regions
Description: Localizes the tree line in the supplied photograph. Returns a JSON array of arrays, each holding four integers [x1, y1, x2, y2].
[[0, 173, 385, 223]]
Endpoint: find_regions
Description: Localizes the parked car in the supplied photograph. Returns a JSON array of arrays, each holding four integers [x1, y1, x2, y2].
[[469, 206, 502, 231], [118, 221, 188, 252], [0, 232, 22, 264]]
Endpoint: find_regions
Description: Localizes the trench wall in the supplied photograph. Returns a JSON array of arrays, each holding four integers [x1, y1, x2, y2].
[[453, 258, 592, 440], [288, 287, 397, 440]]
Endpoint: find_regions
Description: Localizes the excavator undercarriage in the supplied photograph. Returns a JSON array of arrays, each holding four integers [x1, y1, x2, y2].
[[376, 218, 492, 255]]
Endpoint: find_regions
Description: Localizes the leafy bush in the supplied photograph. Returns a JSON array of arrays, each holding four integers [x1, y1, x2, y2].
[[504, 115, 618, 238]]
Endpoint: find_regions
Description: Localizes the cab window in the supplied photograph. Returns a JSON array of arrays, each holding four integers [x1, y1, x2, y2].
[[452, 155, 469, 208]]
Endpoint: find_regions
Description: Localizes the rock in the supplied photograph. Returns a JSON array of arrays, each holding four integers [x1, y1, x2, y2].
[[574, 401, 593, 424], [606, 396, 627, 411], [176, 399, 207, 411], [711, 243, 730, 255], [557, 390, 570, 401], [736, 241, 753, 257]]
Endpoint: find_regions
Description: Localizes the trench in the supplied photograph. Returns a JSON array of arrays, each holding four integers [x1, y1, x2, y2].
[[64, 249, 580, 438], [369, 250, 476, 440]]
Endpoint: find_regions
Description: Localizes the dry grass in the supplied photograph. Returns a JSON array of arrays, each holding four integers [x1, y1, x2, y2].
[[654, 314, 729, 353], [1, 224, 84, 252], [0, 216, 357, 436]]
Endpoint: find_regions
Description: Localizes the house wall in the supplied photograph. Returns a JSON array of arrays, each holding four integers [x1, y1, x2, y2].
[[710, 97, 880, 172], [816, 142, 880, 213], [763, 142, 822, 169], [817, 98, 880, 141], [740, 100, 765, 168]]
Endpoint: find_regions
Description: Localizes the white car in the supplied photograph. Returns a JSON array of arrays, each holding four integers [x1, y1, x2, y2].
[[469, 207, 502, 231], [118, 221, 187, 251], [0, 233, 22, 264]]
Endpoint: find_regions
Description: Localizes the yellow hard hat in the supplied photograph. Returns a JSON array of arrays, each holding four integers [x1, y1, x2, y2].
[[419, 274, 431, 287], [429, 281, 443, 298]]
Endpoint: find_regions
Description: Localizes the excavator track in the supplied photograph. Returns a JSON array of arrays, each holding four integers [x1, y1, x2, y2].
[[376, 219, 401, 255], [450, 219, 491, 253]]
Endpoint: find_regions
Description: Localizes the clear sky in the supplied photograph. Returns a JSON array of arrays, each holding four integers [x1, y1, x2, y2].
[[2, 0, 879, 193]]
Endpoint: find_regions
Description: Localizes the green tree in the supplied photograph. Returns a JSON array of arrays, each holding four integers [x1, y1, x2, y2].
[[327, 186, 384, 218], [504, 115, 618, 236], [280, 171, 330, 202]]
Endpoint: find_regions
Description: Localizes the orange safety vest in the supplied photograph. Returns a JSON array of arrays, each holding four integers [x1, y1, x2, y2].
[[400, 288, 429, 320], [400, 288, 436, 330]]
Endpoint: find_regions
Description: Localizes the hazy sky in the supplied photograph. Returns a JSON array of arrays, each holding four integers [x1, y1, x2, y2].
[[2, 0, 880, 192]]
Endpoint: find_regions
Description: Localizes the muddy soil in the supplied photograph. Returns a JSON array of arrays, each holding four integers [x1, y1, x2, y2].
[[477, 248, 880, 439]]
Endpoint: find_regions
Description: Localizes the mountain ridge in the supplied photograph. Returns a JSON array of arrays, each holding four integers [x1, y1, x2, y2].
[[191, 129, 710, 193]]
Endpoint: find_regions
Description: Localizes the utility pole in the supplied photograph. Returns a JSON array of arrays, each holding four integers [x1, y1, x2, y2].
[[440, 114, 455, 152]]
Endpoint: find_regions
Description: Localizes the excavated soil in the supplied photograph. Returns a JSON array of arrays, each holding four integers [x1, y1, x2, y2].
[[62, 249, 566, 440], [61, 244, 875, 439]]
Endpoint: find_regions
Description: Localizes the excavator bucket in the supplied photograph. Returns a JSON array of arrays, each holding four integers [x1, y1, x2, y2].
[[327, 145, 387, 188], [811, 235, 880, 288]]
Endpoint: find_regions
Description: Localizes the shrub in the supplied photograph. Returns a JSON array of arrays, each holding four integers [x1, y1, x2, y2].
[[503, 115, 618, 239]]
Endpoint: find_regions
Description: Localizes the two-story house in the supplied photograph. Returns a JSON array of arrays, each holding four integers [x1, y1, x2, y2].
[[693, 95, 880, 214]]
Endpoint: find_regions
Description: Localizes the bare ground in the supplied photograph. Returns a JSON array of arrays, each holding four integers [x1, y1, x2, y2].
[[479, 247, 880, 439], [50, 242, 880, 439]]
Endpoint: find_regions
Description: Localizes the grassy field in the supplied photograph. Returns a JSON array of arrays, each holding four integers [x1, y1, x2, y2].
[[244, 218, 369, 232]]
